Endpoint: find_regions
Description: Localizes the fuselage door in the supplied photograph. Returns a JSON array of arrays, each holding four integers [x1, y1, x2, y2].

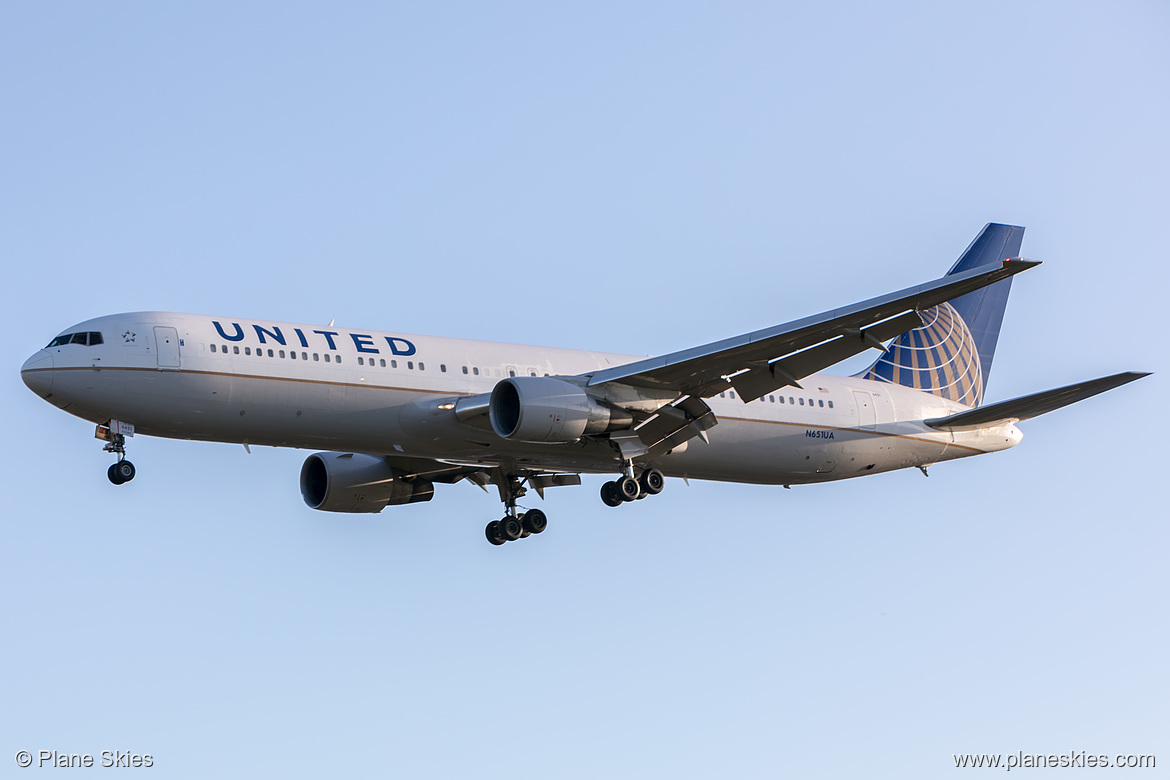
[[853, 390, 876, 430], [154, 326, 181, 369]]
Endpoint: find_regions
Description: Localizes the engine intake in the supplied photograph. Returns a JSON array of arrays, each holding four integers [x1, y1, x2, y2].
[[489, 376, 632, 443], [300, 452, 434, 513]]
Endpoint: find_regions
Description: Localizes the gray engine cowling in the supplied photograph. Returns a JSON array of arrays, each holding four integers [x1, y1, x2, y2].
[[300, 452, 434, 513], [489, 376, 632, 443]]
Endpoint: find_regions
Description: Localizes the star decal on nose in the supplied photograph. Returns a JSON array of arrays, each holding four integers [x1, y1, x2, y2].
[[122, 331, 136, 343]]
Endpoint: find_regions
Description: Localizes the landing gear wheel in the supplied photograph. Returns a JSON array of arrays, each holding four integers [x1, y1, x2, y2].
[[115, 460, 136, 483], [639, 468, 665, 495], [485, 520, 506, 546], [600, 481, 623, 507], [499, 516, 524, 541], [522, 508, 547, 535], [108, 460, 135, 485], [617, 475, 641, 502]]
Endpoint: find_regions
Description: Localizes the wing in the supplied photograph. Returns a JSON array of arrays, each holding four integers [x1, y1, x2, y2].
[[582, 259, 1039, 461], [586, 259, 1039, 401]]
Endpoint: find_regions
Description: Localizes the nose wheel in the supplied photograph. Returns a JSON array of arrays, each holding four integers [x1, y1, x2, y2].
[[108, 459, 136, 485]]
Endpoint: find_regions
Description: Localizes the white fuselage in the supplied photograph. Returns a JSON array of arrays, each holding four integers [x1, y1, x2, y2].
[[21, 312, 1023, 485]]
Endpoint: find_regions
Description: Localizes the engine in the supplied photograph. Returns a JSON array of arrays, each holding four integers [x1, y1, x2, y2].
[[300, 452, 434, 513], [489, 376, 632, 443]]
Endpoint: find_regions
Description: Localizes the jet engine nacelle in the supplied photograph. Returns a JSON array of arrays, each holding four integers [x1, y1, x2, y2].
[[300, 452, 434, 513], [489, 376, 632, 443]]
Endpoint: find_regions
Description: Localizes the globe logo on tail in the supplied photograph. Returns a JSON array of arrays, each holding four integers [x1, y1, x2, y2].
[[862, 302, 984, 407]]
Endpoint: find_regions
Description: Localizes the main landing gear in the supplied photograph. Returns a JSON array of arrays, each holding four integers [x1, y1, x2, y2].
[[485, 472, 548, 546], [600, 467, 665, 507], [102, 431, 136, 485]]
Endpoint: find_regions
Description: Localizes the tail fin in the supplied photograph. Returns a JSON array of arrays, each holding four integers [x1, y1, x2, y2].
[[860, 223, 1025, 407]]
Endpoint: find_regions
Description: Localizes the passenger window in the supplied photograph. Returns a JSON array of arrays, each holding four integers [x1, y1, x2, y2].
[[720, 392, 726, 398], [407, 361, 413, 370], [462, 366, 468, 374], [291, 351, 297, 359], [313, 353, 319, 361], [529, 370, 537, 377], [440, 364, 446, 373], [473, 367, 479, 376], [211, 344, 217, 353], [335, 356, 341, 364], [391, 360, 398, 368], [789, 397, 795, 404], [380, 359, 386, 367], [268, 349, 274, 357], [509, 369, 516, 377], [279, 350, 285, 358], [730, 391, 736, 399], [324, 354, 331, 362], [358, 357, 364, 366], [769, 395, 774, 402], [799, 398, 805, 405], [234, 346, 240, 354], [245, 347, 251, 355], [418, 362, 423, 370], [818, 399, 824, 407], [828, 400, 834, 409]]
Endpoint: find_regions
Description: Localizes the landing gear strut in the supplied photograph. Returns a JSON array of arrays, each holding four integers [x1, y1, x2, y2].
[[484, 472, 548, 546], [102, 431, 136, 485], [601, 467, 665, 507]]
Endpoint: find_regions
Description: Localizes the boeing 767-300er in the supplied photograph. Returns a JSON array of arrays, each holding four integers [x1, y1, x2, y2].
[[21, 224, 1148, 545]]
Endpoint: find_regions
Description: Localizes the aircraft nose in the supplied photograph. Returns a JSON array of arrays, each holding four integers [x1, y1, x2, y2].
[[21, 351, 54, 397]]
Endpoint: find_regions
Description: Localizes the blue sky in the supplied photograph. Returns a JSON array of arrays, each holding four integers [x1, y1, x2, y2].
[[2, 2, 1167, 778]]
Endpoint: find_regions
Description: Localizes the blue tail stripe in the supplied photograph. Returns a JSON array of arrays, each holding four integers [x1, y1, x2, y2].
[[945, 223, 1025, 392]]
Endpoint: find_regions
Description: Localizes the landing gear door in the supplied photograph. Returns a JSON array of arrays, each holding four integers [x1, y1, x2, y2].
[[154, 326, 181, 369]]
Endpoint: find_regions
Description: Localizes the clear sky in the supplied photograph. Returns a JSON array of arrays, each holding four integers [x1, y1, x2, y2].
[[2, 2, 1167, 778]]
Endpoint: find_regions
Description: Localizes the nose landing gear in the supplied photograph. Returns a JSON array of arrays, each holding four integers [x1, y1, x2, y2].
[[99, 425, 136, 485]]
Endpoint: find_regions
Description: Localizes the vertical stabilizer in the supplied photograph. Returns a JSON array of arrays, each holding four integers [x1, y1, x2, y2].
[[860, 223, 1024, 407]]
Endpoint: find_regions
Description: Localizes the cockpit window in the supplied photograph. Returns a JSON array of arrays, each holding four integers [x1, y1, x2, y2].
[[45, 332, 104, 348]]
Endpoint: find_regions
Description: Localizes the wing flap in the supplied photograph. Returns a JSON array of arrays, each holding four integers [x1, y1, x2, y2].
[[924, 372, 1150, 431]]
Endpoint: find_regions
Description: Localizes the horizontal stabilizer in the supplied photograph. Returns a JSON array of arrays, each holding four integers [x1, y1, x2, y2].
[[924, 372, 1150, 431]]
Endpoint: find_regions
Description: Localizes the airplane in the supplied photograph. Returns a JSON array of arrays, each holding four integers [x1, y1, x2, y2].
[[20, 223, 1147, 545]]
